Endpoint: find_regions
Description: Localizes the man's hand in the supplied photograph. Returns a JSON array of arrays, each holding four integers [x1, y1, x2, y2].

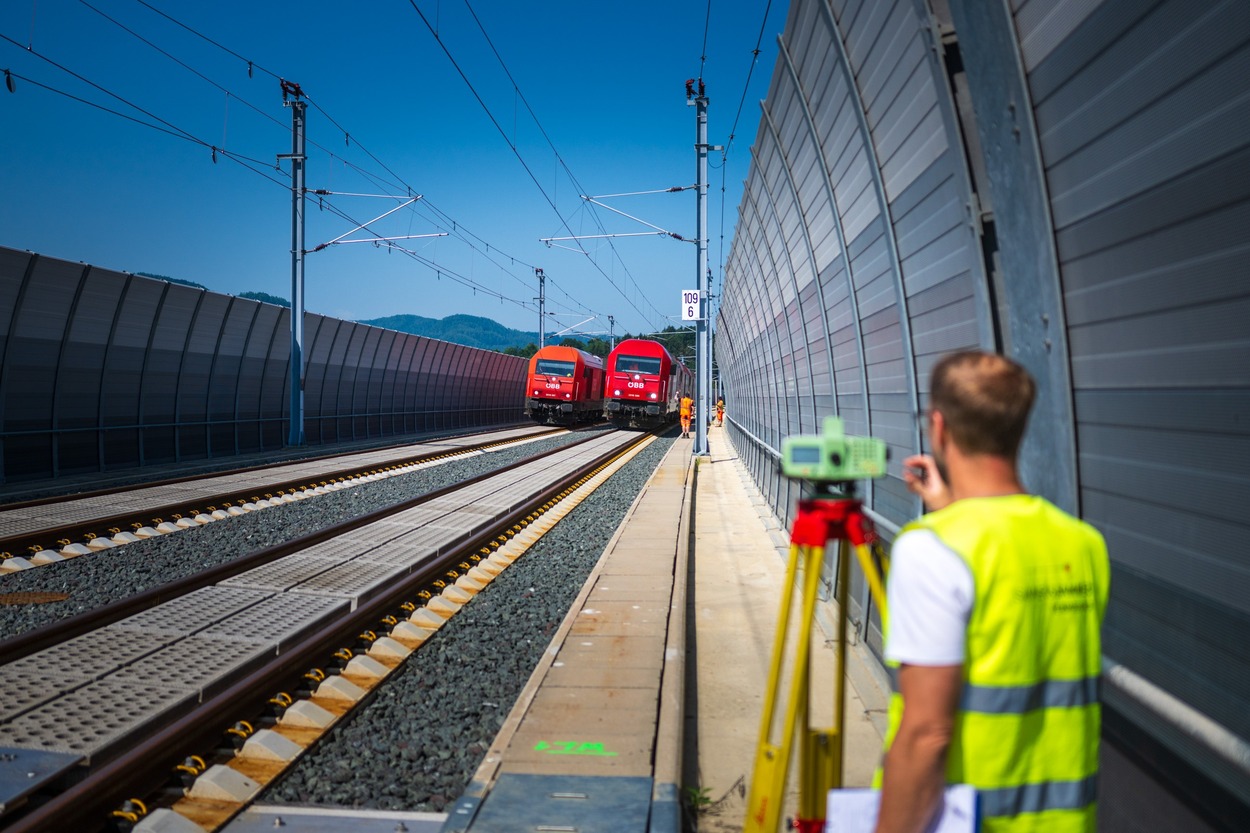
[[903, 454, 951, 512]]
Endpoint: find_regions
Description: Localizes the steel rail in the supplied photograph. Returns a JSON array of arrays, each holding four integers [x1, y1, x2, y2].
[[0, 425, 541, 511], [0, 428, 596, 666], [1, 429, 653, 833], [0, 426, 562, 562]]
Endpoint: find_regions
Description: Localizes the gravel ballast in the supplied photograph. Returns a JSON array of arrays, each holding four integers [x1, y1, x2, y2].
[[262, 432, 678, 812], [0, 427, 619, 640]]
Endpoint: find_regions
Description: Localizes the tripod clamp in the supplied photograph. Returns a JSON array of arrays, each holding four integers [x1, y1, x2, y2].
[[791, 491, 877, 550]]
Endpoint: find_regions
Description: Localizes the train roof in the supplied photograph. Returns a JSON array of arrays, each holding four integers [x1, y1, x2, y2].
[[529, 344, 604, 368], [609, 338, 676, 360]]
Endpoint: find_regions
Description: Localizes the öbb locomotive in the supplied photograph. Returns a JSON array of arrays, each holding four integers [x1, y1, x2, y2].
[[604, 338, 693, 429], [524, 345, 605, 425]]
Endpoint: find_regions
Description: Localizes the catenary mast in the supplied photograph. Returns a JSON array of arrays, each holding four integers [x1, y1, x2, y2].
[[691, 79, 711, 456]]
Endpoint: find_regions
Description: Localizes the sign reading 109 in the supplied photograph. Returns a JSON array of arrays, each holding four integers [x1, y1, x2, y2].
[[681, 289, 701, 321]]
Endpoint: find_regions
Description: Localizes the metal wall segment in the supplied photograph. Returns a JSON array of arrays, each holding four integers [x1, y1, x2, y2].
[[758, 93, 835, 430], [0, 246, 527, 482], [718, 0, 990, 536], [998, 0, 1250, 811], [946, 0, 1080, 514], [716, 0, 1250, 820]]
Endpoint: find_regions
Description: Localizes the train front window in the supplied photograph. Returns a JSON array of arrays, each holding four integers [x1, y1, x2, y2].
[[616, 355, 661, 375], [535, 360, 576, 377]]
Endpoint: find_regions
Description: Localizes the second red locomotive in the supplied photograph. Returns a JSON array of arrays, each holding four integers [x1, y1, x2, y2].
[[524, 344, 605, 425], [603, 338, 693, 428]]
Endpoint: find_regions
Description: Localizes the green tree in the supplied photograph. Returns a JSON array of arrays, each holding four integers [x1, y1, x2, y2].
[[136, 272, 207, 290], [237, 291, 291, 307], [504, 343, 539, 359]]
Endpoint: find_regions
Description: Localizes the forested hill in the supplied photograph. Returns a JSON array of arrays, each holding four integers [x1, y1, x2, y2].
[[359, 313, 539, 352]]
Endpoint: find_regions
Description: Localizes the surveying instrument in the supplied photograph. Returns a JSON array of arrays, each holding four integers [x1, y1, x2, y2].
[[744, 417, 890, 833]]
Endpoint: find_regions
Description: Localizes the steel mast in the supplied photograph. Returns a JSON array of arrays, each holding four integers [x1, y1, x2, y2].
[[281, 80, 307, 447], [691, 79, 711, 456]]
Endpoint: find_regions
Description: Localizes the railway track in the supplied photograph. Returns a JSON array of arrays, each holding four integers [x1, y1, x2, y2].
[[0, 425, 563, 571], [0, 427, 660, 833]]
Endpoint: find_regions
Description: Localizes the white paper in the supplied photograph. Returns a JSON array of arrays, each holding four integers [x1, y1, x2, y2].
[[825, 784, 978, 832]]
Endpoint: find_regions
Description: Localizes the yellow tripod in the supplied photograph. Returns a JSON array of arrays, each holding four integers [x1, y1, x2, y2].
[[744, 486, 889, 833]]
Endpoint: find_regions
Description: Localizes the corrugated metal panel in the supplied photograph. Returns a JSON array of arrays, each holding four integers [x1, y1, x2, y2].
[[0, 248, 526, 481], [1014, 0, 1106, 71], [737, 0, 1250, 817]]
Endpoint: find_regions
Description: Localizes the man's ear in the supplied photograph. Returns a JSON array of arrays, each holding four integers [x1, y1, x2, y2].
[[930, 410, 946, 450]]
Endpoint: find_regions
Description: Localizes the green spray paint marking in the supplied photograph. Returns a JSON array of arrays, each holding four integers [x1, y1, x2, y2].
[[533, 740, 618, 757]]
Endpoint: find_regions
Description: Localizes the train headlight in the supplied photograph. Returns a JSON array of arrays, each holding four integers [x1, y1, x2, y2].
[[649, 392, 658, 400], [613, 389, 622, 396], [565, 393, 571, 399], [533, 390, 539, 395]]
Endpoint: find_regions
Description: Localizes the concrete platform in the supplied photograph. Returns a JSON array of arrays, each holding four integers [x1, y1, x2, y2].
[[687, 427, 888, 831], [452, 427, 889, 833]]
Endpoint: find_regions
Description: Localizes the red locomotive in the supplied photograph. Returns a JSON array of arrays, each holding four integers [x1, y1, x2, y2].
[[604, 338, 693, 428], [524, 344, 605, 425]]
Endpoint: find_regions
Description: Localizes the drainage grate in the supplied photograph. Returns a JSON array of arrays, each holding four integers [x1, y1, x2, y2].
[[109, 634, 274, 694], [0, 677, 196, 760], [1, 628, 162, 681], [0, 669, 92, 722], [109, 586, 274, 637], [297, 538, 377, 561], [291, 560, 402, 601], [220, 555, 343, 592], [199, 592, 348, 650]]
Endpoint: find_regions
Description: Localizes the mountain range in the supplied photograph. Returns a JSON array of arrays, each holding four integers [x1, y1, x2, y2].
[[359, 313, 540, 352], [135, 274, 543, 352]]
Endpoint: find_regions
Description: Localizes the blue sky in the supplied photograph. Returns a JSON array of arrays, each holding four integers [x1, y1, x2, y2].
[[1, 0, 786, 337]]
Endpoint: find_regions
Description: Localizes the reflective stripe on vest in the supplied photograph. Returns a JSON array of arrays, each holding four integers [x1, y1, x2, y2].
[[979, 775, 1098, 818], [961, 676, 1099, 714], [886, 673, 1100, 714]]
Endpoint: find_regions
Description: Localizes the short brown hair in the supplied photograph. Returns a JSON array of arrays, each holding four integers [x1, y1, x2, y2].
[[929, 350, 1036, 458]]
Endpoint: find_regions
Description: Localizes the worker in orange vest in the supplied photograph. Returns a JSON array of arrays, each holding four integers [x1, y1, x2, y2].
[[679, 395, 694, 438], [715, 397, 725, 427]]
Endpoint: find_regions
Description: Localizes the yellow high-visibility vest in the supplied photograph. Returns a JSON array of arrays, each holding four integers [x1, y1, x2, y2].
[[879, 495, 1109, 833]]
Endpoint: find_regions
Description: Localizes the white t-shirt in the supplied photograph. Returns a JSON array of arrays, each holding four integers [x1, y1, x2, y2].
[[884, 528, 974, 666]]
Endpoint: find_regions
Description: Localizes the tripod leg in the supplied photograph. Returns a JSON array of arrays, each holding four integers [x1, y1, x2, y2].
[[851, 542, 889, 626], [744, 542, 826, 833], [745, 542, 803, 832], [795, 537, 850, 831]]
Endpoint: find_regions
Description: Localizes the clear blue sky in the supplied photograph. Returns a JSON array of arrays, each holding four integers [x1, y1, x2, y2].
[[1, 0, 786, 337]]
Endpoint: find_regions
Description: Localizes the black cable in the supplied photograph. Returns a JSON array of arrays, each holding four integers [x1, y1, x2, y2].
[[698, 0, 712, 82], [426, 0, 669, 330], [0, 64, 288, 190], [460, 5, 666, 326], [120, 0, 576, 310], [78, 0, 288, 136], [723, 0, 772, 162], [133, 0, 281, 82], [715, 0, 774, 297]]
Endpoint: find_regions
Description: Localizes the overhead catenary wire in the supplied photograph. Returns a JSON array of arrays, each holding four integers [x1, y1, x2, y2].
[[697, 0, 712, 83], [716, 0, 774, 289], [0, 63, 289, 190], [449, 0, 671, 332], [11, 1, 675, 329], [93, 0, 610, 321]]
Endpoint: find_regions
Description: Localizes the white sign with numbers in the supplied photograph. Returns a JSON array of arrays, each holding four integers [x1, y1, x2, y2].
[[681, 289, 700, 321]]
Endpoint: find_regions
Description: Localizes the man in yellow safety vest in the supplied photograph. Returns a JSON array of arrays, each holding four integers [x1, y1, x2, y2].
[[874, 350, 1109, 833]]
